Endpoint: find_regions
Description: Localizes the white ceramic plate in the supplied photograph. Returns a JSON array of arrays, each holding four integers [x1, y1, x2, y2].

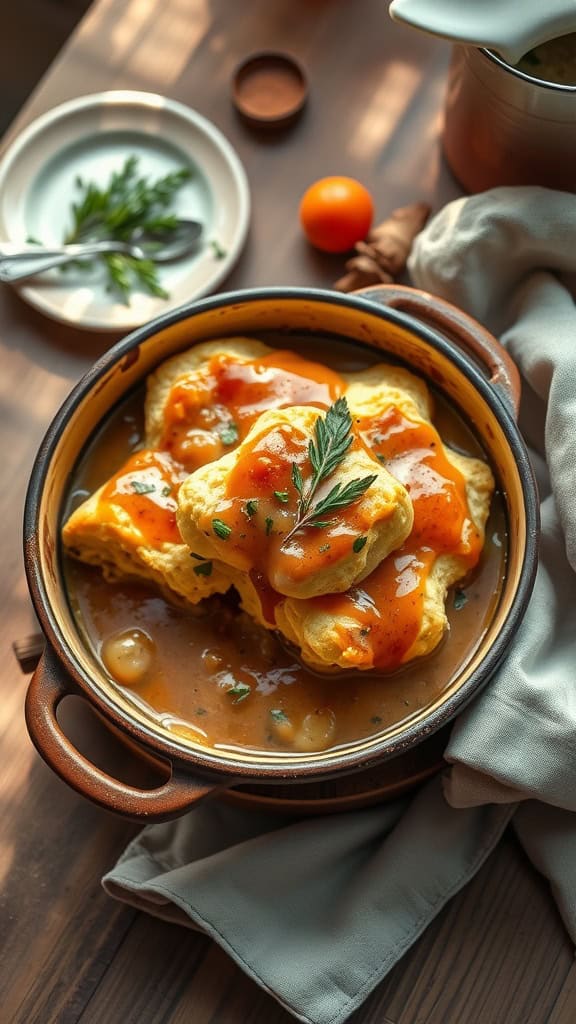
[[0, 91, 250, 331]]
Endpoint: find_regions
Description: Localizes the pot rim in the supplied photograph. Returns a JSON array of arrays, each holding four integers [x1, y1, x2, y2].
[[479, 46, 576, 94], [24, 285, 540, 780]]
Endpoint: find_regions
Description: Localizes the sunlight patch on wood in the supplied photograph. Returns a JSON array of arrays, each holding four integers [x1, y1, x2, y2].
[[348, 61, 422, 161]]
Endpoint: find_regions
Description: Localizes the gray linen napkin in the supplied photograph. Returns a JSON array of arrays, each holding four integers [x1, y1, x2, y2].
[[103, 187, 576, 1024]]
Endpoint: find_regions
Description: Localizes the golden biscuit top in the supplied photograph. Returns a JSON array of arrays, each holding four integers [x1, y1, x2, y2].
[[176, 401, 414, 602], [146, 338, 345, 473], [63, 339, 495, 675]]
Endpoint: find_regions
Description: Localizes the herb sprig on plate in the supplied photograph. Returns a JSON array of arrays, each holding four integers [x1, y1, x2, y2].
[[282, 397, 377, 545], [63, 156, 192, 303]]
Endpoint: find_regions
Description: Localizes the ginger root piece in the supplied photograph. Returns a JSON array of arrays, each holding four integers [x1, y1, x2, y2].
[[334, 201, 430, 292]]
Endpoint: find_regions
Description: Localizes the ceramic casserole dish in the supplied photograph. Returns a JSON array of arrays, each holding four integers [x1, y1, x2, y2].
[[23, 285, 539, 820]]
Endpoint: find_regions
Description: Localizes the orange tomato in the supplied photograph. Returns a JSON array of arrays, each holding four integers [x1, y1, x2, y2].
[[299, 176, 374, 253]]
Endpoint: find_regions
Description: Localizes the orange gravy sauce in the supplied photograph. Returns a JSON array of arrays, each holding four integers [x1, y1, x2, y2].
[[314, 545, 437, 672], [100, 448, 186, 547], [313, 405, 486, 671], [63, 335, 507, 755], [160, 350, 344, 472], [207, 420, 372, 589]]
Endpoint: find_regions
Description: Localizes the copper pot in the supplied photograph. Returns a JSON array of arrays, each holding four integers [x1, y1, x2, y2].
[[443, 45, 576, 192], [23, 285, 539, 821]]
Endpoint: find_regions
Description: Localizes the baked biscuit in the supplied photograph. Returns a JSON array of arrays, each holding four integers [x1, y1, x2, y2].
[[275, 443, 494, 671], [344, 363, 433, 422], [146, 337, 345, 473], [63, 448, 230, 604], [176, 404, 413, 600], [63, 339, 345, 603], [145, 338, 271, 448]]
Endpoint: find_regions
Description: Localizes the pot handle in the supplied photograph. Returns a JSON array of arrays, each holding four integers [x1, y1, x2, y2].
[[25, 648, 223, 822], [356, 283, 520, 418]]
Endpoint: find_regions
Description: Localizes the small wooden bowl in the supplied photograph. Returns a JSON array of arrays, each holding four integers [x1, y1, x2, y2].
[[232, 52, 308, 128]]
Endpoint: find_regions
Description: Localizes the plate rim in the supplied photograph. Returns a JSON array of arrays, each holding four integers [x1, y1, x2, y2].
[[0, 89, 251, 331]]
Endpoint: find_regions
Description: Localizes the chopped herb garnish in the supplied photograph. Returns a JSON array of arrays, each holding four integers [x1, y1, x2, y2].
[[227, 682, 251, 703], [193, 561, 213, 577], [245, 499, 259, 517], [195, 707, 208, 716], [371, 715, 383, 725], [318, 543, 331, 553], [274, 490, 289, 503], [270, 709, 289, 724], [353, 536, 367, 554], [283, 398, 376, 545], [212, 518, 232, 540], [210, 239, 227, 260], [265, 516, 274, 536], [360, 627, 371, 637], [130, 480, 156, 495], [161, 484, 172, 497], [376, 454, 387, 464], [453, 588, 468, 610], [219, 422, 239, 446]]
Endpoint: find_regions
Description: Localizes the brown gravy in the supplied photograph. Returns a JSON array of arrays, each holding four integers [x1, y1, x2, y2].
[[63, 335, 507, 756]]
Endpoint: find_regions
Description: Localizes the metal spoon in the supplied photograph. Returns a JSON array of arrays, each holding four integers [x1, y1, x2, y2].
[[390, 0, 576, 66], [0, 218, 203, 283]]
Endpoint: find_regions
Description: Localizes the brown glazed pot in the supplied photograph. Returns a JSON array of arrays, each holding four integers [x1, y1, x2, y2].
[[443, 45, 576, 193], [23, 284, 539, 821]]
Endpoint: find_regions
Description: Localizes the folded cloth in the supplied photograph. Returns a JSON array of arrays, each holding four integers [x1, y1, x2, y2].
[[103, 187, 576, 1024]]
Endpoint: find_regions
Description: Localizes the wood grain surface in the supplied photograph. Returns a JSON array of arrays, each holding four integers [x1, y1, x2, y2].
[[0, 1, 574, 1022]]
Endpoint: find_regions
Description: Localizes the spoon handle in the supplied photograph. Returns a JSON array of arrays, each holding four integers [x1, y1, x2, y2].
[[0, 253, 98, 282], [0, 240, 134, 260], [0, 241, 143, 282]]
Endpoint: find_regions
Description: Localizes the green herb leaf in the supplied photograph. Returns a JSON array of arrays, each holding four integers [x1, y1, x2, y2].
[[212, 518, 232, 540], [265, 517, 274, 536], [130, 480, 156, 495], [309, 397, 354, 484], [210, 239, 227, 259], [161, 485, 172, 497], [318, 543, 331, 553], [227, 682, 251, 703], [291, 462, 304, 496], [370, 715, 382, 725], [284, 399, 375, 545], [270, 709, 289, 724], [274, 490, 289, 503], [245, 499, 258, 517], [453, 588, 468, 610], [353, 536, 368, 554], [59, 156, 192, 303], [195, 707, 208, 716], [193, 561, 213, 577], [313, 477, 377, 520], [219, 422, 239, 446]]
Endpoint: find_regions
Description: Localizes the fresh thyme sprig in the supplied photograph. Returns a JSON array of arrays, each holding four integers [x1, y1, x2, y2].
[[282, 398, 377, 545], [63, 156, 192, 304]]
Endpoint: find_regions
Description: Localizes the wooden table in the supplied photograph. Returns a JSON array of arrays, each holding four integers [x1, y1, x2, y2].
[[1, 2, 574, 1022]]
